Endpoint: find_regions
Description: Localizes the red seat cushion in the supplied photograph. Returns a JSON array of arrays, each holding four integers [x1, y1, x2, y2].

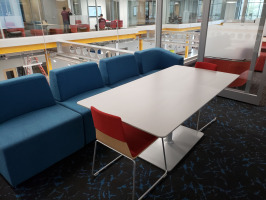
[[122, 122, 157, 158]]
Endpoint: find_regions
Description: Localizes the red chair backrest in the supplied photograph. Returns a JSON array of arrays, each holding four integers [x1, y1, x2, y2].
[[118, 20, 123, 28], [110, 21, 117, 29], [99, 22, 105, 30], [7, 28, 25, 37], [91, 106, 126, 142], [75, 20, 82, 24], [30, 29, 44, 36], [70, 25, 78, 33], [78, 24, 90, 31], [195, 62, 217, 71]]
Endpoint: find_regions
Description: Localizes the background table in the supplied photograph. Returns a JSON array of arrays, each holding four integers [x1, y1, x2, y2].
[[78, 66, 239, 170]]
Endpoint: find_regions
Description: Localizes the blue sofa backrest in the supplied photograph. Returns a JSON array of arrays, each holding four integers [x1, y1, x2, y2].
[[0, 74, 55, 124], [134, 48, 184, 74], [99, 54, 140, 85], [49, 62, 104, 101]]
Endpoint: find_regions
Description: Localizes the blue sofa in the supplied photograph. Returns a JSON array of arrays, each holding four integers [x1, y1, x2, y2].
[[49, 62, 110, 144], [134, 47, 184, 75], [0, 74, 84, 186], [99, 54, 142, 88]]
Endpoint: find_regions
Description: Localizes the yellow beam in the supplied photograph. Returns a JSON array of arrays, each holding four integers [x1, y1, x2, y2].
[[163, 27, 201, 32]]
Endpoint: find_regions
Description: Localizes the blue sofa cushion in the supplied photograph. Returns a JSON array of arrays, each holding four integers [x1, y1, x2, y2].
[[109, 75, 142, 88], [134, 48, 184, 74], [0, 74, 55, 124], [49, 62, 104, 101], [99, 54, 140, 85], [59, 87, 110, 144], [0, 104, 84, 186]]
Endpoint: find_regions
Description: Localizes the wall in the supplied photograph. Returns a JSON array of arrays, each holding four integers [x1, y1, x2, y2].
[[119, 0, 128, 28], [128, 1, 138, 27], [41, 0, 59, 25]]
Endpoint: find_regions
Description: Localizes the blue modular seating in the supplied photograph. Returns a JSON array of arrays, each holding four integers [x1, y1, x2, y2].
[[49, 62, 110, 144], [0, 74, 84, 186], [99, 54, 142, 88], [0, 48, 183, 186], [134, 47, 184, 75]]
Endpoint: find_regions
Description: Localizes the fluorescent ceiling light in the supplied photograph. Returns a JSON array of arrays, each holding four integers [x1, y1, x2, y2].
[[227, 1, 237, 3]]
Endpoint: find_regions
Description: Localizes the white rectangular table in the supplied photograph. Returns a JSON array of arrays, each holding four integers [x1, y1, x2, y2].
[[78, 66, 239, 171]]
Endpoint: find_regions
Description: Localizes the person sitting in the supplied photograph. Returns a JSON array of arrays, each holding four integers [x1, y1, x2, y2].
[[95, 14, 106, 31]]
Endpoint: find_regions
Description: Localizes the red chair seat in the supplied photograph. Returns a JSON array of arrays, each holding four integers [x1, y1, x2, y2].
[[122, 122, 157, 158]]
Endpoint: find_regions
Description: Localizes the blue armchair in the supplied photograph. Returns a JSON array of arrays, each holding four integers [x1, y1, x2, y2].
[[0, 74, 84, 186], [49, 62, 110, 144], [134, 48, 184, 75], [99, 54, 141, 88]]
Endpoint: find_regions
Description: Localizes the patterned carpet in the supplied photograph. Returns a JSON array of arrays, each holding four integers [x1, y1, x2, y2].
[[0, 97, 265, 200]]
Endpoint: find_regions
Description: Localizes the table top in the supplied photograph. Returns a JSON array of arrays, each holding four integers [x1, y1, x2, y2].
[[78, 66, 239, 138]]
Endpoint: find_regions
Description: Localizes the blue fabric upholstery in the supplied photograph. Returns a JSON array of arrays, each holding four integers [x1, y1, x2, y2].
[[49, 62, 104, 101], [99, 54, 140, 85], [0, 74, 84, 186], [49, 62, 109, 144], [134, 48, 184, 74], [0, 74, 55, 124], [58, 87, 110, 144], [108, 75, 142, 88], [0, 105, 84, 186]]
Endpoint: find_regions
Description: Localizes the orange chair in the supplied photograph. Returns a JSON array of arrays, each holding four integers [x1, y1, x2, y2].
[[195, 62, 218, 131], [91, 106, 167, 200]]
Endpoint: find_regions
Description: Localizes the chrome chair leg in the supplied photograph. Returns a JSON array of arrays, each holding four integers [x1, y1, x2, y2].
[[92, 140, 123, 176], [138, 138, 168, 200]]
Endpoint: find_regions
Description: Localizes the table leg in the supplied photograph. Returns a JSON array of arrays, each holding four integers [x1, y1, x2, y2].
[[139, 125, 204, 171], [164, 132, 174, 144]]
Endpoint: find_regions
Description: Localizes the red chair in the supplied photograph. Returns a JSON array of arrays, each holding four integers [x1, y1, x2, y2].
[[195, 62, 217, 71], [49, 28, 63, 35], [30, 29, 44, 36], [203, 57, 250, 88], [118, 20, 123, 29], [70, 25, 78, 33], [91, 106, 167, 200], [75, 20, 82, 24], [6, 28, 25, 37], [99, 21, 105, 30], [195, 62, 218, 131], [77, 24, 90, 32], [110, 21, 117, 29]]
